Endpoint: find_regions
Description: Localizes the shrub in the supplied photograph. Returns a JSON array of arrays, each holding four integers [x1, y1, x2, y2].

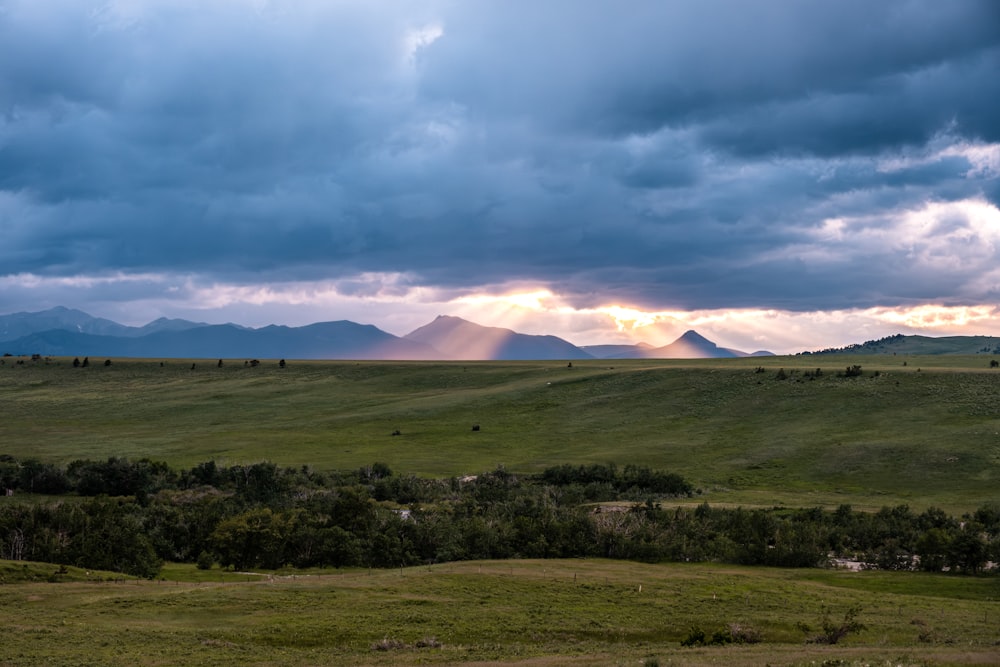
[[680, 627, 707, 647], [912, 618, 936, 643], [415, 636, 442, 648], [727, 622, 762, 644], [370, 637, 406, 651], [196, 551, 214, 570], [681, 623, 759, 647], [805, 605, 865, 644]]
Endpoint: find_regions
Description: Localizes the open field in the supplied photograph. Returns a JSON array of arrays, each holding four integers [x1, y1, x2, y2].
[[0, 355, 1000, 511], [2, 355, 999, 512], [1, 559, 998, 666], [3, 357, 999, 666]]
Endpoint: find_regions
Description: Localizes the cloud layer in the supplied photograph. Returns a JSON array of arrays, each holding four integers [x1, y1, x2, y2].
[[1, 0, 999, 350]]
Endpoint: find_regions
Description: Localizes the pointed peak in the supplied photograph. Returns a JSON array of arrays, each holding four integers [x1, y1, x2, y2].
[[676, 329, 712, 344]]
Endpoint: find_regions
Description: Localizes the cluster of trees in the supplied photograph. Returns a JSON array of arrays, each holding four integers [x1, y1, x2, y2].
[[1, 456, 174, 497], [597, 502, 997, 573], [538, 463, 692, 499], [0, 456, 997, 578], [0, 497, 161, 577]]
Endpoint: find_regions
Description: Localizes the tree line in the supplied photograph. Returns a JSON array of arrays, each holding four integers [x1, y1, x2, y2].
[[0, 456, 996, 578]]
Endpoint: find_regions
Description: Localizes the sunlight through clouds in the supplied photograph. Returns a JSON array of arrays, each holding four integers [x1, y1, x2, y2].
[[798, 198, 1000, 275], [4, 269, 1000, 354], [866, 304, 1000, 329], [1, 2, 998, 352], [453, 289, 556, 311]]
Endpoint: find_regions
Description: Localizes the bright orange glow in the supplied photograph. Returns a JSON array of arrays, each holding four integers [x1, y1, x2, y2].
[[8, 271, 999, 355], [444, 286, 1000, 352], [597, 305, 665, 332], [865, 304, 1000, 329], [454, 289, 556, 311]]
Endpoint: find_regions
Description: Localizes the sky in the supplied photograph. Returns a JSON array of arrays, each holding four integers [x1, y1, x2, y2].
[[1, 0, 999, 354]]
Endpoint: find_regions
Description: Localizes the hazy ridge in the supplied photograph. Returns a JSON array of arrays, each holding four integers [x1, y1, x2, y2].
[[0, 307, 760, 360], [12, 306, 1000, 360]]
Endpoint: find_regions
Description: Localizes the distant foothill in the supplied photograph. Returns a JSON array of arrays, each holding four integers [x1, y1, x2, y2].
[[0, 307, 773, 360]]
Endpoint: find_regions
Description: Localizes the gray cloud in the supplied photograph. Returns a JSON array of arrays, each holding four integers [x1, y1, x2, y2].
[[0, 0, 998, 318]]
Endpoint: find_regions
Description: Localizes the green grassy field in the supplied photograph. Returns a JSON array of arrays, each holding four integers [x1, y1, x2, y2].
[[2, 355, 998, 512], [3, 356, 1000, 666], [1, 559, 998, 666]]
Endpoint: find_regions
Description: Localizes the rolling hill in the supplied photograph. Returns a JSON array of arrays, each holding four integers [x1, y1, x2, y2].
[[404, 315, 593, 360], [805, 333, 1000, 356]]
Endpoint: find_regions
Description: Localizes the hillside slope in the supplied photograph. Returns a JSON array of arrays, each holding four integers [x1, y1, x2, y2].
[[806, 333, 1000, 355], [2, 357, 997, 511], [404, 315, 592, 360]]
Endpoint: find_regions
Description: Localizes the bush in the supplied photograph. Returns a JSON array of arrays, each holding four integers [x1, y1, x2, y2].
[[681, 623, 759, 647], [680, 627, 707, 647], [805, 605, 865, 644], [415, 636, 442, 648], [196, 551, 214, 570], [370, 637, 406, 651], [726, 622, 761, 644]]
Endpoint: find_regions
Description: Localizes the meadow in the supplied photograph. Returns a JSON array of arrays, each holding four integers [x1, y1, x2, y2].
[[2, 354, 998, 511], [2, 355, 999, 666], [1, 559, 998, 666]]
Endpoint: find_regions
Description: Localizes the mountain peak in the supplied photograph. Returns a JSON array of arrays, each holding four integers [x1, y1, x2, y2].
[[647, 329, 738, 358], [676, 330, 712, 344], [0, 306, 133, 339], [405, 316, 589, 360], [431, 314, 493, 328]]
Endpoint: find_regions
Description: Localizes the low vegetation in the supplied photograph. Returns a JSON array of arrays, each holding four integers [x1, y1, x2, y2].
[[1, 559, 998, 666], [2, 356, 999, 664]]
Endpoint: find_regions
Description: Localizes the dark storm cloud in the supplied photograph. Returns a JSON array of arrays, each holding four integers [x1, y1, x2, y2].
[[418, 1, 1000, 143], [697, 49, 1000, 158], [0, 0, 998, 315]]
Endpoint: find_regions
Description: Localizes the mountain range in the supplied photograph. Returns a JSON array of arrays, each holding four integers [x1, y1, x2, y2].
[[582, 329, 773, 359], [0, 307, 771, 360]]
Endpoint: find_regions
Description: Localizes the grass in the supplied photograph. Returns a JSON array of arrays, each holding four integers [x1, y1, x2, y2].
[[3, 357, 1000, 665], [2, 356, 1000, 512], [0, 559, 997, 666]]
